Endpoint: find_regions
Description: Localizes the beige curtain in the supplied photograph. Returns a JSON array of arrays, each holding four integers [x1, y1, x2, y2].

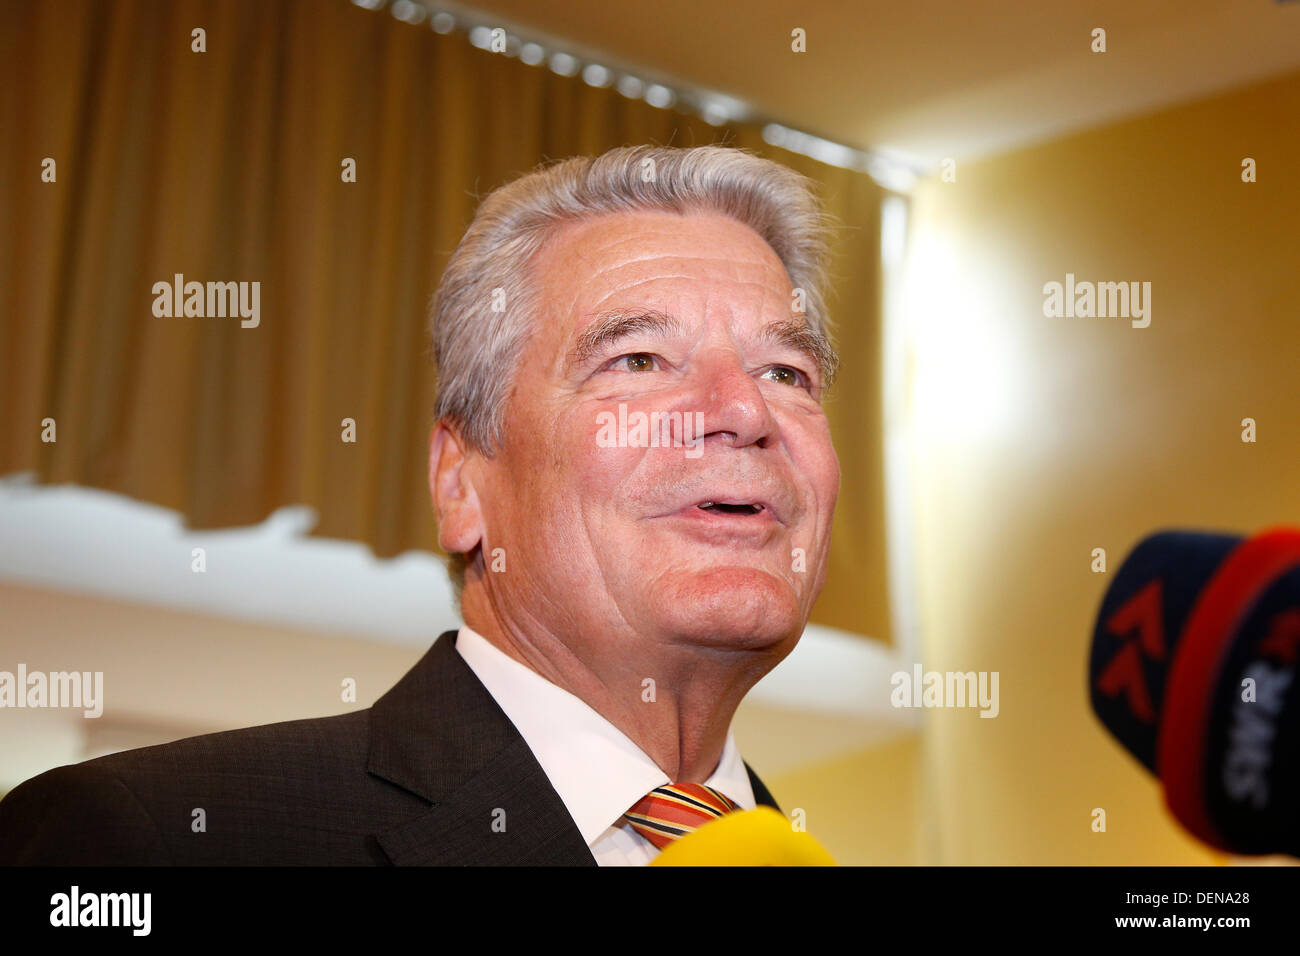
[[0, 0, 893, 643]]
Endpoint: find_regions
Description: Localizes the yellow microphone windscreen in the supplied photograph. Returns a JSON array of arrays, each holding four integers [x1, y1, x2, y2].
[[650, 806, 837, 866]]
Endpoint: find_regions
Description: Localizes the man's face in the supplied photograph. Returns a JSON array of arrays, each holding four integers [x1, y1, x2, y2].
[[468, 209, 839, 652]]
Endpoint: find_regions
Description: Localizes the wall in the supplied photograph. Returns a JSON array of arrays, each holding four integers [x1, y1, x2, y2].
[[903, 69, 1300, 863]]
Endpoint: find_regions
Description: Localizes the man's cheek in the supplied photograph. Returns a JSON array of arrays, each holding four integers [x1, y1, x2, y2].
[[807, 432, 840, 510], [585, 437, 648, 493], [826, 462, 841, 511]]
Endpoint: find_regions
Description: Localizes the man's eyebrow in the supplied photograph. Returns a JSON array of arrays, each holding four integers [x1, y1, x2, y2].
[[567, 309, 682, 370], [757, 318, 840, 386]]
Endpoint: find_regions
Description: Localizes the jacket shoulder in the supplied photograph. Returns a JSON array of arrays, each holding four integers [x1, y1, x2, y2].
[[0, 709, 412, 865], [0, 760, 172, 865]]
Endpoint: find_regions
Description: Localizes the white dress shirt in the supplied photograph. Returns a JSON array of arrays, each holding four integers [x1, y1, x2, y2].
[[453, 624, 757, 865]]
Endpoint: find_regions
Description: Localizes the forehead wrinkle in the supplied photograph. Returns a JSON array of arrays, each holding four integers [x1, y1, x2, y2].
[[536, 226, 805, 380], [579, 251, 786, 287], [585, 272, 786, 313], [537, 210, 791, 308], [603, 223, 780, 258], [543, 229, 792, 321], [557, 230, 785, 275]]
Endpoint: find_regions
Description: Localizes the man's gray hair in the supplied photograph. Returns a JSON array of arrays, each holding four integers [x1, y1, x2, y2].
[[429, 144, 838, 592]]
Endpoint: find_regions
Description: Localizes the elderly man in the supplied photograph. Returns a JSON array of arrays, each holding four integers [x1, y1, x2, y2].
[[0, 145, 840, 866]]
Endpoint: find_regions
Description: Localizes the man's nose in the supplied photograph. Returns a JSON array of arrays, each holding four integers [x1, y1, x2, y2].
[[693, 354, 778, 450]]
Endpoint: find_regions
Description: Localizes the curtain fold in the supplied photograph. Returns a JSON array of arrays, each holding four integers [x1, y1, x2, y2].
[[0, 0, 893, 643]]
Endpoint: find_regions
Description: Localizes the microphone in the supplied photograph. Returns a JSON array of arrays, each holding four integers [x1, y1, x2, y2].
[[649, 807, 837, 865], [1089, 526, 1300, 855]]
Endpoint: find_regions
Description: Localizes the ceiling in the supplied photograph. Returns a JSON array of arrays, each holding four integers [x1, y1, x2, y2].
[[448, 0, 1300, 169]]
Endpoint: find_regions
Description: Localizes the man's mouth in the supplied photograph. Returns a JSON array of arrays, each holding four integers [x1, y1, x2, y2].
[[661, 495, 783, 539], [697, 501, 765, 516]]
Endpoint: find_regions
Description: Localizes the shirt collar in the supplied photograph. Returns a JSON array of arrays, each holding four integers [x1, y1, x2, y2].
[[453, 624, 755, 847]]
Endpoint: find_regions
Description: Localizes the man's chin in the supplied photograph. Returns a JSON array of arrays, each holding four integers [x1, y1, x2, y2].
[[645, 565, 807, 651]]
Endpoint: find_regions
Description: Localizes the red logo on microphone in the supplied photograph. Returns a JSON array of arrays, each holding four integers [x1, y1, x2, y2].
[[1097, 579, 1167, 722]]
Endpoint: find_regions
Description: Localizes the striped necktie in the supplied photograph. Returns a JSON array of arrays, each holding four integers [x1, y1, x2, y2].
[[624, 782, 741, 850]]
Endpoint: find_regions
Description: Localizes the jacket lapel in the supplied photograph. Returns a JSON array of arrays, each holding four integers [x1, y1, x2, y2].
[[746, 761, 781, 814], [369, 629, 782, 865], [369, 631, 596, 865]]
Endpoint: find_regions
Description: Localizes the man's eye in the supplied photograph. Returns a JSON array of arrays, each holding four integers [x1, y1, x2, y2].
[[617, 353, 657, 372], [762, 365, 808, 388]]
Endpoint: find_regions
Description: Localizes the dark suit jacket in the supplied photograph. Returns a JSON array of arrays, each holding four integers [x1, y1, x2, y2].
[[0, 630, 780, 865]]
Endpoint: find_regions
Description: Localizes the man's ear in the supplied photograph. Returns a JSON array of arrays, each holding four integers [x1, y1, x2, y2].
[[429, 420, 484, 556]]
